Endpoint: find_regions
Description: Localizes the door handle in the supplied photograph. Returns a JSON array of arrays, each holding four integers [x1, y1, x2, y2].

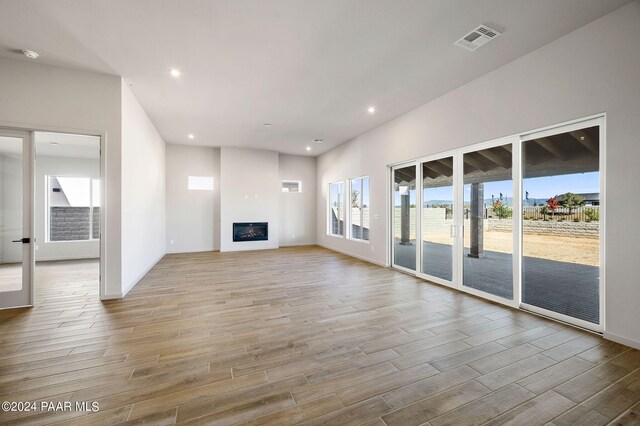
[[450, 225, 456, 238], [12, 238, 30, 243]]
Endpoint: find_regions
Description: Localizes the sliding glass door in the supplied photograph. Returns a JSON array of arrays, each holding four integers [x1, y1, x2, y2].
[[420, 157, 455, 284], [389, 116, 604, 331], [392, 164, 417, 271], [521, 121, 603, 327], [462, 142, 514, 300]]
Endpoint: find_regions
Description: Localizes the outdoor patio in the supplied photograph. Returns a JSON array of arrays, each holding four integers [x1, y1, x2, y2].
[[394, 240, 599, 324]]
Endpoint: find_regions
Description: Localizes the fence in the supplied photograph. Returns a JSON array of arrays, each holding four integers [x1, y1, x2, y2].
[[476, 206, 599, 222], [521, 206, 599, 222]]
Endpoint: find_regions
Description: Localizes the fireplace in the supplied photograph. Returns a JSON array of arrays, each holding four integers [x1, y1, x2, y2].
[[233, 222, 268, 242]]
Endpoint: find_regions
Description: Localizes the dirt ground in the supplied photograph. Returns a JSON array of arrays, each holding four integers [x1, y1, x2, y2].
[[425, 230, 599, 266]]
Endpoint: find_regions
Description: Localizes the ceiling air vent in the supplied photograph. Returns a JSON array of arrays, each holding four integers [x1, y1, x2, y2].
[[454, 25, 501, 51]]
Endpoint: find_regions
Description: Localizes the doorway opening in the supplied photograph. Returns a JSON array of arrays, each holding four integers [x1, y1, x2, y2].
[[0, 129, 102, 309], [34, 132, 101, 303]]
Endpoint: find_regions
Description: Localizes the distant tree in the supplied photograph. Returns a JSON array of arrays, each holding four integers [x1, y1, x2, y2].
[[546, 196, 559, 219], [351, 190, 360, 208], [492, 200, 511, 220], [540, 205, 549, 220], [557, 192, 585, 215]]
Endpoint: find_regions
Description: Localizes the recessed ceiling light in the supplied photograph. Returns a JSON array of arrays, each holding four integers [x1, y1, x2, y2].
[[313, 138, 323, 144], [170, 69, 181, 78], [306, 146, 311, 151], [367, 106, 376, 114], [49, 142, 59, 145], [22, 49, 39, 59], [188, 134, 195, 139], [263, 123, 272, 127]]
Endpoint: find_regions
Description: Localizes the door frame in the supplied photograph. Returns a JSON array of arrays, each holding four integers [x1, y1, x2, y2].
[[519, 115, 605, 332], [456, 135, 521, 309], [388, 113, 605, 332], [415, 151, 459, 289], [0, 121, 107, 303], [0, 129, 34, 308], [390, 161, 419, 275]]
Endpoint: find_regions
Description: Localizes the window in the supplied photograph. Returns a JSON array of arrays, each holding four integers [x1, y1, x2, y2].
[[282, 180, 301, 193], [328, 181, 344, 236], [350, 176, 370, 241], [188, 176, 214, 191], [47, 176, 100, 241]]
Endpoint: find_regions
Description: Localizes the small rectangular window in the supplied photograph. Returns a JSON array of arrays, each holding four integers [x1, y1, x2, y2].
[[47, 176, 101, 242], [349, 176, 370, 241], [188, 176, 214, 191], [328, 181, 345, 236], [282, 180, 301, 193]]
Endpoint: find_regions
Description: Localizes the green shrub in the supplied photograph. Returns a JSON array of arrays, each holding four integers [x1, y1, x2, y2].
[[584, 208, 599, 222]]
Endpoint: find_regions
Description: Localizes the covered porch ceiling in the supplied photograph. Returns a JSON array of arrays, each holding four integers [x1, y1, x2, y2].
[[394, 126, 599, 187]]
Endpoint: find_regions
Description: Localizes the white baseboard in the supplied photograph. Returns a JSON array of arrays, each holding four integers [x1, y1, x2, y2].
[[317, 243, 388, 268], [166, 248, 216, 254], [101, 292, 122, 300], [603, 330, 640, 350], [280, 242, 316, 247], [121, 252, 166, 298]]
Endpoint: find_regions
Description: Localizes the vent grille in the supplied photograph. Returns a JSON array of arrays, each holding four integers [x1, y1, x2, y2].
[[455, 25, 501, 51]]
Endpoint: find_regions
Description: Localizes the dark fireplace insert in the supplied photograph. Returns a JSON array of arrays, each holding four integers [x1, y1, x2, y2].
[[233, 222, 268, 242]]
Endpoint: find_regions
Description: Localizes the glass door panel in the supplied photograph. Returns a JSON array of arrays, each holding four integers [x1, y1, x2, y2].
[[522, 125, 600, 324], [421, 158, 454, 281], [463, 144, 514, 299], [393, 165, 417, 271], [0, 131, 32, 309]]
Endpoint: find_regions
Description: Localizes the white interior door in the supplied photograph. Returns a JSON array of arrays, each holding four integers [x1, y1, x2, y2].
[[0, 129, 34, 309]]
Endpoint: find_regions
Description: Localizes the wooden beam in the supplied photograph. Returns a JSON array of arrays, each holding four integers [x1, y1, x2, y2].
[[437, 157, 453, 168], [394, 168, 415, 184], [463, 153, 493, 172], [423, 167, 441, 180], [425, 161, 453, 177], [476, 149, 511, 169], [535, 137, 569, 161], [570, 130, 598, 154]]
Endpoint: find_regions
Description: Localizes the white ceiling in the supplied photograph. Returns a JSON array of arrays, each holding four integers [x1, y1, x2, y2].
[[0, 0, 630, 156]]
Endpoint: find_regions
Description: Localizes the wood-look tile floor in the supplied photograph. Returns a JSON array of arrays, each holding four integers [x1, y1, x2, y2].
[[1, 246, 639, 425]]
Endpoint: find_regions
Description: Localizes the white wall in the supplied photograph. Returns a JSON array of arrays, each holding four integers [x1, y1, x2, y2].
[[220, 147, 279, 252], [34, 155, 100, 261], [279, 154, 316, 246], [317, 2, 640, 347], [166, 144, 220, 253], [0, 57, 122, 297], [120, 83, 166, 295]]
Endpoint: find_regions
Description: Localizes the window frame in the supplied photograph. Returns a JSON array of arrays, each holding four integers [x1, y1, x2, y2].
[[327, 181, 346, 238], [281, 180, 302, 193], [46, 175, 101, 243], [348, 175, 370, 242]]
